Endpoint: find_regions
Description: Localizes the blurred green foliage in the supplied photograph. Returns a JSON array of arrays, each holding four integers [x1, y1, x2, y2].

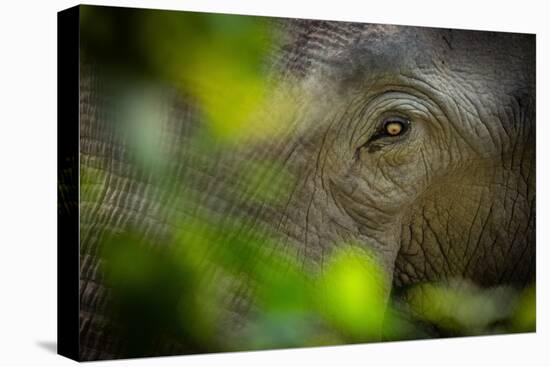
[[101, 220, 393, 353], [102, 232, 221, 356], [100, 207, 537, 350], [511, 285, 536, 332], [317, 248, 387, 341], [403, 281, 530, 336], [101, 220, 536, 355], [80, 6, 536, 357], [80, 5, 285, 142]]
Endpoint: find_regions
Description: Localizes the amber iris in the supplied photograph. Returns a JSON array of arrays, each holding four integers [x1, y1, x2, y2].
[[384, 121, 404, 136]]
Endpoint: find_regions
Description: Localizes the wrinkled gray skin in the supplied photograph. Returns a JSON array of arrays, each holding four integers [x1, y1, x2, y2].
[[78, 20, 535, 360]]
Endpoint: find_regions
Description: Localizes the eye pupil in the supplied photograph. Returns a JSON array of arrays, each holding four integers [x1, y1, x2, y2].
[[384, 121, 404, 136]]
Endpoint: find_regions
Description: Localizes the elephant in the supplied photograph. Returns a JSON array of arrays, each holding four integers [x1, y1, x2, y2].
[[73, 14, 535, 361]]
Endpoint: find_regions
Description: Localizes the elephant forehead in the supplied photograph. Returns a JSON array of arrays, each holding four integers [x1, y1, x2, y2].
[[277, 21, 533, 95], [274, 21, 405, 78], [334, 25, 436, 76], [341, 27, 534, 90], [275, 21, 439, 81]]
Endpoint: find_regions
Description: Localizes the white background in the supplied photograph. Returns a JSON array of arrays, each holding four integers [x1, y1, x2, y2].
[[0, 0, 548, 366]]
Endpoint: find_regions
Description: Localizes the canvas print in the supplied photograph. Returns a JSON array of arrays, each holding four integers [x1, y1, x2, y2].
[[57, 4, 536, 361]]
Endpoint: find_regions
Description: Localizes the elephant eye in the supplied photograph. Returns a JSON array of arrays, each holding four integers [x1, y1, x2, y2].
[[382, 117, 409, 137], [355, 116, 411, 156]]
